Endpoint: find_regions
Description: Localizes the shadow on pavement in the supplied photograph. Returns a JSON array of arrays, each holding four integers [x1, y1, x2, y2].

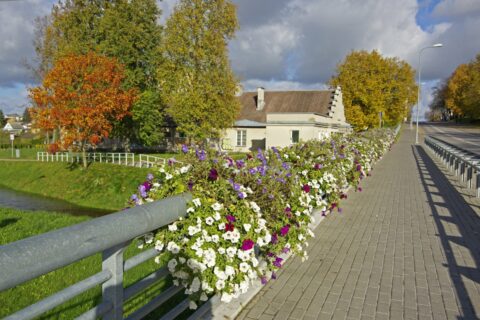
[[412, 145, 480, 319]]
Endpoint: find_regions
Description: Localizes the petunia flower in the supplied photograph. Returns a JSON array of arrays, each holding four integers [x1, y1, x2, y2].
[[226, 215, 236, 223], [280, 224, 290, 236], [208, 168, 219, 181], [302, 184, 311, 193], [241, 239, 255, 251]]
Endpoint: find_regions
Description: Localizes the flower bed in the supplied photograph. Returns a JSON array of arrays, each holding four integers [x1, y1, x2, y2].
[[130, 128, 396, 309]]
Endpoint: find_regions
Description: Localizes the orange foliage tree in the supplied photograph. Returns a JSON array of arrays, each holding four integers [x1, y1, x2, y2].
[[30, 52, 137, 167]]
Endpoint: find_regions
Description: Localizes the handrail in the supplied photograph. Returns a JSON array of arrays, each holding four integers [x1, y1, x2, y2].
[[0, 193, 192, 319], [424, 135, 480, 197]]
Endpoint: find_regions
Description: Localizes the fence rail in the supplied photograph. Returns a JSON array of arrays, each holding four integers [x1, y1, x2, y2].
[[0, 193, 208, 320], [424, 135, 480, 197]]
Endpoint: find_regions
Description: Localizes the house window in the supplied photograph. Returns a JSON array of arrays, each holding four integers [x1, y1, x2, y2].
[[291, 130, 299, 143], [236, 130, 247, 147]]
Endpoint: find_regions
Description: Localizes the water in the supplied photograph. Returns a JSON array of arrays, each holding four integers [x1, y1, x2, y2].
[[0, 187, 113, 217]]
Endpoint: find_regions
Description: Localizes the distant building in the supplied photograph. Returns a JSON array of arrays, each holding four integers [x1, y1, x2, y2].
[[222, 86, 351, 152], [2, 122, 24, 135], [5, 113, 23, 124]]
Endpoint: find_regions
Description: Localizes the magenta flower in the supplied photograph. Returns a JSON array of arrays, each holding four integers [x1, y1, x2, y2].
[[271, 272, 277, 280], [280, 224, 290, 236], [241, 239, 255, 251], [314, 163, 323, 170], [271, 233, 278, 244], [261, 276, 268, 285], [226, 215, 236, 223], [357, 187, 362, 192], [356, 164, 362, 171], [302, 184, 311, 193]]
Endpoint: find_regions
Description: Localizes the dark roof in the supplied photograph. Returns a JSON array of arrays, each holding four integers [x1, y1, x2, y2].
[[237, 90, 333, 123]]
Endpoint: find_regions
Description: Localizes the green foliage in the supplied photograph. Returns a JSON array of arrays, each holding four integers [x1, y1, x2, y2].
[[133, 90, 166, 146], [0, 109, 5, 127], [0, 162, 149, 211], [330, 50, 417, 130], [159, 0, 240, 141]]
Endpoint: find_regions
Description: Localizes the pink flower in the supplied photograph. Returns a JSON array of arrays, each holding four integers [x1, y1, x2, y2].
[[280, 224, 290, 236], [241, 239, 255, 251], [302, 184, 311, 193]]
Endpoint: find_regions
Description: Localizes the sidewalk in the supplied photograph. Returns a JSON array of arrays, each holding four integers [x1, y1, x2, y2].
[[237, 127, 480, 320]]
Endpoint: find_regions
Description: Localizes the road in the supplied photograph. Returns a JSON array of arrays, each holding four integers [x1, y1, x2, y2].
[[421, 123, 480, 156]]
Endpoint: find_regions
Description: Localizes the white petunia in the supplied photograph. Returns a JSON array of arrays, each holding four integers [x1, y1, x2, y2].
[[189, 301, 197, 310], [190, 277, 201, 293], [218, 222, 226, 230], [154, 240, 164, 251], [243, 224, 252, 232], [186, 207, 195, 213], [214, 212, 221, 221], [167, 259, 177, 272], [165, 173, 173, 180], [205, 216, 214, 225], [192, 198, 201, 207], [167, 241, 180, 254], [168, 223, 178, 231], [239, 262, 250, 273], [211, 235, 220, 243], [216, 279, 226, 290], [225, 265, 235, 277], [218, 247, 226, 254], [211, 202, 223, 211], [226, 246, 237, 258], [200, 292, 208, 301], [221, 292, 233, 303]]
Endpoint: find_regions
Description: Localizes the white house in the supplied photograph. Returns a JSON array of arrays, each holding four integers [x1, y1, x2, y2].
[[2, 122, 24, 135], [223, 86, 351, 152]]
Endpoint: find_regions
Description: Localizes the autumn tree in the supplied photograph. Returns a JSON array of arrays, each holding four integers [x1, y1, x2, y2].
[[30, 0, 164, 146], [29, 52, 137, 168], [330, 50, 417, 130], [159, 0, 240, 141]]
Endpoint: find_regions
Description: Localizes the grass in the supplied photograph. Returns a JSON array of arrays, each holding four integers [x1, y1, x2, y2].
[[0, 208, 194, 319], [0, 161, 150, 211], [0, 147, 42, 160]]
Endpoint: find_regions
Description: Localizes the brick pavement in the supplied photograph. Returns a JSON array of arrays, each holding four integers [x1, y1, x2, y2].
[[236, 127, 480, 320]]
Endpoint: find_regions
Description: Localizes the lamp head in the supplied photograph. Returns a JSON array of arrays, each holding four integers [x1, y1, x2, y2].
[[433, 43, 443, 47]]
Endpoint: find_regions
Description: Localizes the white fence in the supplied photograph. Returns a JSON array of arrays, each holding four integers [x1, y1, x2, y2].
[[37, 152, 181, 168]]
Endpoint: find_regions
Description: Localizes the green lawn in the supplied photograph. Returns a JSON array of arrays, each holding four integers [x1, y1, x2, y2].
[[0, 161, 150, 211], [0, 208, 193, 319], [0, 147, 42, 160]]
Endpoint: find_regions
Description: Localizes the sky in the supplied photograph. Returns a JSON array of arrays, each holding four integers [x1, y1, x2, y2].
[[1, 0, 479, 120]]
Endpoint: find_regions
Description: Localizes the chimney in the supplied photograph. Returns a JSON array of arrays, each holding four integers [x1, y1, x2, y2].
[[257, 87, 265, 111]]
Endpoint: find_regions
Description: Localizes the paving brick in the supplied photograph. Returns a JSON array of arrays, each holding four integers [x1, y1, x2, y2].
[[234, 127, 480, 320]]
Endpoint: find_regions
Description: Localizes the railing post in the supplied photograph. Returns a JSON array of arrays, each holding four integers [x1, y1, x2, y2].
[[476, 169, 480, 198], [102, 243, 126, 320]]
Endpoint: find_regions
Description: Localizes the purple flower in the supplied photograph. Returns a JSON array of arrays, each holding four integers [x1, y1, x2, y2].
[[321, 211, 326, 217], [282, 162, 289, 170], [238, 192, 246, 199], [187, 180, 194, 191], [261, 276, 268, 285], [338, 207, 343, 213], [138, 185, 147, 198], [257, 179, 262, 185], [226, 214, 236, 223], [271, 272, 277, 280], [181, 144, 189, 154], [208, 168, 219, 181], [268, 194, 275, 199], [249, 168, 257, 174], [282, 247, 290, 254], [233, 183, 241, 191], [280, 224, 290, 236], [168, 158, 176, 166], [236, 160, 245, 169], [271, 233, 278, 244], [147, 173, 154, 181], [339, 154, 345, 159], [285, 207, 291, 213], [196, 149, 206, 161], [241, 239, 255, 251], [357, 187, 363, 192], [356, 164, 362, 171], [267, 252, 275, 257], [142, 181, 151, 192], [302, 184, 311, 193], [273, 257, 283, 268], [130, 194, 138, 201]]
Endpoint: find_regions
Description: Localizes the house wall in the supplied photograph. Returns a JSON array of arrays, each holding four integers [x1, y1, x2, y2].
[[223, 127, 266, 152]]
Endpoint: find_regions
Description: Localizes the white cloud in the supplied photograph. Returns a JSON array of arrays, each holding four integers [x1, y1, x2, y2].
[[432, 0, 480, 20]]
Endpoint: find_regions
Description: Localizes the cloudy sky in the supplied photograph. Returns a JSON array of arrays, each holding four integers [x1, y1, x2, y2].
[[1, 0, 479, 119]]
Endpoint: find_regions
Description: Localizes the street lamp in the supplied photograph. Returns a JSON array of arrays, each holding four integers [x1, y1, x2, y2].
[[415, 43, 443, 144]]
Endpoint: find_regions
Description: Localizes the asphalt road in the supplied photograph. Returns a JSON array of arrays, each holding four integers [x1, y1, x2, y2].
[[421, 123, 480, 156]]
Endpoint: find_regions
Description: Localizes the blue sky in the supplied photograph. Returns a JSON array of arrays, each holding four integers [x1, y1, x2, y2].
[[1, 0, 480, 120]]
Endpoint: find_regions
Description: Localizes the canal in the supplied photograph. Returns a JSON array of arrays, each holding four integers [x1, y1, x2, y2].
[[0, 187, 113, 217]]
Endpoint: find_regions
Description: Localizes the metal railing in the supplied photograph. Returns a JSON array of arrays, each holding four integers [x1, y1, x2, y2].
[[0, 193, 204, 320], [424, 135, 480, 197]]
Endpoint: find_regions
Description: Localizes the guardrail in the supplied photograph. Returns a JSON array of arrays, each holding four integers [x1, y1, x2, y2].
[[37, 152, 136, 166], [0, 193, 215, 320], [424, 135, 480, 197], [138, 154, 166, 168]]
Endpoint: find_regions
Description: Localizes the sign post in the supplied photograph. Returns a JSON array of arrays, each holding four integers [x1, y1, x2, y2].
[[10, 133, 14, 158]]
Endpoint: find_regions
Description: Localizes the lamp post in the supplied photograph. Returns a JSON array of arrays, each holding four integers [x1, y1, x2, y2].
[[415, 43, 443, 144]]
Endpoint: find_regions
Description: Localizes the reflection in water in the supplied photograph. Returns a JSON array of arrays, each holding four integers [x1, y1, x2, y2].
[[0, 187, 113, 217]]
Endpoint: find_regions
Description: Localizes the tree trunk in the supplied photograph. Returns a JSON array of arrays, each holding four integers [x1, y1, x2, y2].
[[82, 144, 87, 168]]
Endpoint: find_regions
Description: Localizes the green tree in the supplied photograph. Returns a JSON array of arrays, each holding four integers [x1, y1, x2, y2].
[[0, 109, 5, 127], [22, 108, 32, 123], [132, 90, 166, 146], [159, 0, 240, 141], [30, 0, 164, 146], [330, 50, 417, 130]]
